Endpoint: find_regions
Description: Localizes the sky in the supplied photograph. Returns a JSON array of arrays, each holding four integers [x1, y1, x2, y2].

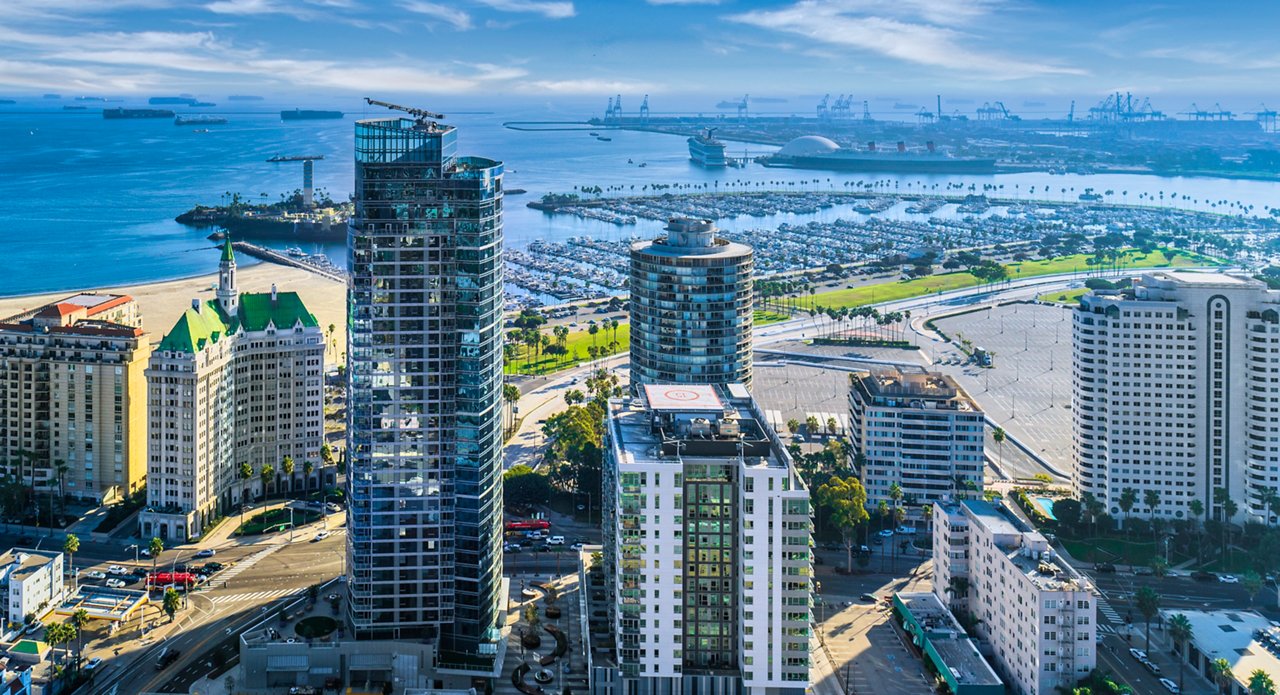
[[3, 0, 1280, 112]]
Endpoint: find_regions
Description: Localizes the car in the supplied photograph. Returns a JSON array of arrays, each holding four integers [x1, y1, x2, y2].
[[1192, 570, 1217, 581], [194, 549, 216, 558], [1095, 632, 1105, 644], [326, 503, 341, 513], [895, 526, 917, 535], [858, 593, 877, 602], [132, 567, 149, 577], [1143, 659, 1162, 675], [878, 529, 894, 537], [547, 536, 565, 546], [140, 548, 152, 558], [105, 578, 127, 588], [1159, 677, 1180, 693], [527, 531, 545, 540], [107, 565, 127, 575], [23, 621, 43, 636], [569, 542, 585, 551], [1093, 563, 1117, 574], [872, 537, 883, 546], [1218, 574, 1240, 584], [85, 657, 103, 672], [1134, 566, 1155, 576], [155, 647, 180, 670], [504, 544, 522, 553], [312, 531, 331, 542], [203, 562, 225, 573], [1129, 648, 1148, 662], [86, 570, 106, 580]]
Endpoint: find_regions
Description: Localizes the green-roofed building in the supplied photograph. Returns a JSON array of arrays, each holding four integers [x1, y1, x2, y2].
[[140, 245, 325, 542]]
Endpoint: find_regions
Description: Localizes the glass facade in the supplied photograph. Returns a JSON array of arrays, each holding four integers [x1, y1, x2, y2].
[[346, 117, 504, 657]]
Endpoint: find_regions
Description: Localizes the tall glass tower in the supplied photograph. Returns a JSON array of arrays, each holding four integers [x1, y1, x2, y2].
[[347, 111, 505, 660]]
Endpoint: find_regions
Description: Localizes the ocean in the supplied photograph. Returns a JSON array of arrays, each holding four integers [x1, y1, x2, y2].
[[2, 97, 1278, 297]]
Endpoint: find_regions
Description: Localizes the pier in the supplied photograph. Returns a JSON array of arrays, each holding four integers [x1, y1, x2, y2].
[[232, 241, 347, 283]]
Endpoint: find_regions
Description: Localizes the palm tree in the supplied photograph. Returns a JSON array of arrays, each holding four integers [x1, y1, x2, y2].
[[991, 427, 1006, 469], [1119, 488, 1138, 537], [63, 534, 80, 592], [70, 608, 90, 670], [1168, 613, 1194, 694], [1211, 657, 1233, 695], [45, 622, 73, 674], [260, 464, 275, 499], [281, 456, 295, 495], [238, 462, 253, 528], [786, 418, 800, 436], [1189, 499, 1206, 562], [303, 460, 315, 500], [1248, 669, 1276, 695], [1135, 586, 1160, 652], [149, 536, 164, 580]]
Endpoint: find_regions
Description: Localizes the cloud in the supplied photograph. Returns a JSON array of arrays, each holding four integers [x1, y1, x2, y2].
[[473, 0, 574, 19], [402, 0, 473, 29], [647, 0, 722, 4], [521, 78, 659, 94], [728, 0, 1082, 79]]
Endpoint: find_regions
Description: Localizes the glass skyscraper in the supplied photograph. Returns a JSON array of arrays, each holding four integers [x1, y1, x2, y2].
[[346, 113, 505, 660]]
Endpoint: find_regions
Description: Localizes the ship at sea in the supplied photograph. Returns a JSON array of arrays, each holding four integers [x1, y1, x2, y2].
[[688, 128, 728, 167], [149, 96, 198, 105], [228, 95, 264, 101], [280, 109, 343, 121], [760, 135, 996, 174], [175, 115, 228, 126], [103, 108, 175, 120]]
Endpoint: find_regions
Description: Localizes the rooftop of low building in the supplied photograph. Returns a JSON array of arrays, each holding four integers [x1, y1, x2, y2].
[[853, 368, 979, 412], [1162, 609, 1280, 691]]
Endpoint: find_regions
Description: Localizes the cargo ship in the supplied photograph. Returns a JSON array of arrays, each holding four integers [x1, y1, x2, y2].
[[228, 95, 264, 101], [149, 96, 198, 105], [175, 115, 228, 126], [688, 128, 728, 167], [281, 109, 343, 120], [760, 136, 996, 174], [103, 108, 175, 119], [189, 101, 216, 107]]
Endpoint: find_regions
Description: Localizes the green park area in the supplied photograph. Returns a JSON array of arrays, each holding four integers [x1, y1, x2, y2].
[[506, 321, 628, 376], [806, 248, 1211, 311], [754, 309, 790, 325], [1037, 287, 1090, 305], [235, 507, 322, 536]]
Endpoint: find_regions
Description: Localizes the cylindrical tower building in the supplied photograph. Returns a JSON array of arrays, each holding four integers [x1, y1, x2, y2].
[[629, 217, 753, 387]]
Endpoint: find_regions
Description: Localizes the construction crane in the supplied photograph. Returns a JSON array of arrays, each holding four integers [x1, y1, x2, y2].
[[1246, 104, 1278, 132], [639, 94, 650, 123], [364, 98, 445, 128]]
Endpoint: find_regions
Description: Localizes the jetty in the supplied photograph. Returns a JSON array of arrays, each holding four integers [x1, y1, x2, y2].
[[231, 241, 347, 283]]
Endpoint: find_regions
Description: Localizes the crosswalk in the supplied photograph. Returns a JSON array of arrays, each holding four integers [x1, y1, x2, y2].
[[1096, 595, 1124, 626], [216, 544, 284, 583], [211, 588, 303, 604]]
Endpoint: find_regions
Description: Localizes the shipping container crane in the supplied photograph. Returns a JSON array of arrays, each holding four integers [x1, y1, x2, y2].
[[1067, 100, 1075, 122], [816, 94, 830, 119], [639, 94, 650, 123], [862, 100, 872, 122], [1247, 104, 1278, 132]]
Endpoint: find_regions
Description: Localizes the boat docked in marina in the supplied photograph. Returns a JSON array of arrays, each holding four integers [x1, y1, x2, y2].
[[761, 136, 996, 174], [688, 128, 728, 167]]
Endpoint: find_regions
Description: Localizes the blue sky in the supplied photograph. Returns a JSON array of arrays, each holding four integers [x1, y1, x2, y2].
[[2, 0, 1279, 111]]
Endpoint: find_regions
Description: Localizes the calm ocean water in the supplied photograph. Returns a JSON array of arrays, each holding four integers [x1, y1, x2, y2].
[[2, 97, 1278, 297]]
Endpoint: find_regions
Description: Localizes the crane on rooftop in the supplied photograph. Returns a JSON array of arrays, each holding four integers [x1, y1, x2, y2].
[[364, 98, 446, 127]]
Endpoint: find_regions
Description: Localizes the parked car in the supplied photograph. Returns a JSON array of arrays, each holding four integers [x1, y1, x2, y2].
[[1143, 659, 1162, 675], [1129, 648, 1147, 662], [547, 536, 565, 546], [504, 544, 522, 553], [23, 621, 43, 636], [569, 542, 585, 551], [86, 570, 107, 580], [85, 657, 103, 672], [1218, 574, 1240, 584], [107, 565, 127, 575], [1159, 678, 1180, 693], [105, 578, 127, 588], [1093, 563, 1117, 574], [194, 549, 216, 559], [858, 544, 871, 554], [858, 593, 877, 602], [877, 529, 894, 538], [895, 525, 917, 535]]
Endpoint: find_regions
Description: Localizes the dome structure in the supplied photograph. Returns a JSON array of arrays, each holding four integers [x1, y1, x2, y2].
[[776, 135, 840, 157]]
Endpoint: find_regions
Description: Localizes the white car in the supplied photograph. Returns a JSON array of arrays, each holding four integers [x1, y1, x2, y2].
[[896, 525, 917, 535], [86, 570, 107, 580], [312, 531, 331, 542], [1159, 678, 1180, 693], [877, 529, 894, 538], [547, 536, 565, 546], [105, 578, 127, 588], [1218, 574, 1240, 584], [569, 542, 585, 551], [85, 657, 103, 672], [107, 565, 127, 575], [1129, 648, 1147, 661]]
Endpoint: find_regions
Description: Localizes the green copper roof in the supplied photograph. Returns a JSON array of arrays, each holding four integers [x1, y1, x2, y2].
[[158, 301, 234, 353], [238, 291, 319, 332], [221, 236, 235, 263]]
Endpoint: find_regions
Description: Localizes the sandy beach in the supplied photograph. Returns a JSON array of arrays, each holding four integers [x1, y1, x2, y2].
[[0, 264, 348, 360]]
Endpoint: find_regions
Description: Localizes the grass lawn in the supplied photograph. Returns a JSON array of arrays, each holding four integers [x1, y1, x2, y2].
[[506, 322, 628, 376], [1061, 536, 1163, 565], [806, 248, 1213, 311], [754, 309, 790, 325], [236, 507, 322, 536], [1037, 287, 1090, 305]]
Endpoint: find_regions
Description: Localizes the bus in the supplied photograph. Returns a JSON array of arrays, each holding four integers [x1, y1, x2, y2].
[[148, 572, 197, 591], [505, 520, 551, 533]]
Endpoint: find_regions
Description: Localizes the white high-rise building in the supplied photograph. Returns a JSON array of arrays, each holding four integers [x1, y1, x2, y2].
[[848, 369, 985, 506], [140, 239, 324, 540], [933, 500, 1097, 695], [602, 383, 811, 695], [1073, 270, 1280, 524]]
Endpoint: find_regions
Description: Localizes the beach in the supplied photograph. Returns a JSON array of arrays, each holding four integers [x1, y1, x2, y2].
[[0, 264, 348, 358]]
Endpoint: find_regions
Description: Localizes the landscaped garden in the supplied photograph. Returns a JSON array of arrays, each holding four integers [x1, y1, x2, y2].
[[235, 507, 322, 536]]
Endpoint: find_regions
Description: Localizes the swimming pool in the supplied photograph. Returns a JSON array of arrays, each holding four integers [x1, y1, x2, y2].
[[1034, 496, 1058, 521]]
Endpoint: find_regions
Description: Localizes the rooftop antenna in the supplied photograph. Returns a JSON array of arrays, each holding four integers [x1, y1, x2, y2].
[[363, 98, 446, 129]]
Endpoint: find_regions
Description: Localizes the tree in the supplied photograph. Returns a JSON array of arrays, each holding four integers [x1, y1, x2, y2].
[[1168, 613, 1194, 695], [239, 462, 253, 528], [260, 463, 275, 498], [503, 465, 554, 507], [303, 459, 315, 499], [1054, 499, 1083, 529], [815, 476, 869, 573], [1135, 586, 1161, 653], [805, 415, 820, 437], [163, 587, 181, 622], [786, 418, 800, 435], [1118, 488, 1138, 534], [1243, 571, 1263, 605], [149, 536, 164, 578], [70, 608, 90, 669], [281, 456, 295, 495], [1143, 488, 1160, 519], [1212, 657, 1234, 695], [63, 534, 79, 591], [1249, 669, 1277, 695], [45, 622, 73, 672], [1189, 499, 1206, 562], [991, 427, 1006, 469]]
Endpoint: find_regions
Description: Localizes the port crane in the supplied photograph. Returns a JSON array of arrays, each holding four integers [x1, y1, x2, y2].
[[737, 94, 748, 121], [1213, 103, 1234, 120], [639, 95, 650, 123], [1179, 102, 1214, 121], [861, 100, 872, 122], [1067, 100, 1075, 123], [816, 94, 830, 119], [1246, 104, 1278, 132], [915, 107, 935, 124], [363, 98, 445, 128]]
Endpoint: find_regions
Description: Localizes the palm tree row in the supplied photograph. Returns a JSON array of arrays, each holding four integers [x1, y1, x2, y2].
[[808, 304, 911, 343]]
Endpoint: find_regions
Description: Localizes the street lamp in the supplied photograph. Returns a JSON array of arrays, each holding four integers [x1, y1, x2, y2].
[[126, 544, 139, 565]]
